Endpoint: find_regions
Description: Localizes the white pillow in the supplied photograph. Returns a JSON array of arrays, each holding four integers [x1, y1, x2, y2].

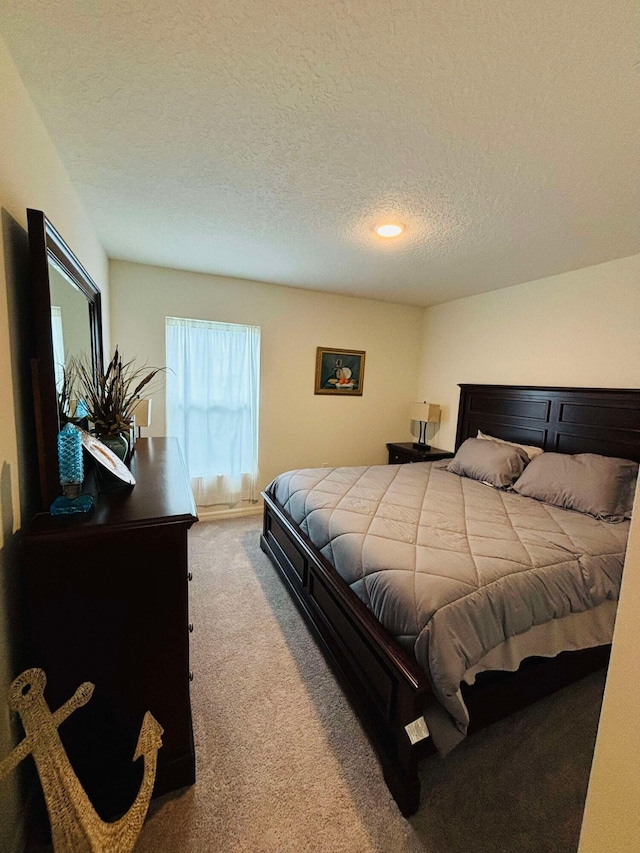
[[477, 430, 544, 462]]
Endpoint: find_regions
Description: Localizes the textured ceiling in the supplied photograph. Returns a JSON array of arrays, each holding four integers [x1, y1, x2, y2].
[[1, 1, 638, 306]]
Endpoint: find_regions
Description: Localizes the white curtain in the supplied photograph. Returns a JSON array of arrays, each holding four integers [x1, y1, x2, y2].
[[166, 317, 260, 509], [50, 306, 65, 393]]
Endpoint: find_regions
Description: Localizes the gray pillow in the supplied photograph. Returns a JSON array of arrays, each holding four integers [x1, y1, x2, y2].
[[447, 438, 529, 488], [512, 452, 638, 522]]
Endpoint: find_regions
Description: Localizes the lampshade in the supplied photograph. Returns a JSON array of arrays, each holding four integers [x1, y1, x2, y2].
[[408, 402, 440, 424], [132, 398, 152, 429]]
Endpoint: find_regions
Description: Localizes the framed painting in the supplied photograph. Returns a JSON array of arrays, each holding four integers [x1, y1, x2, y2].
[[314, 347, 365, 396]]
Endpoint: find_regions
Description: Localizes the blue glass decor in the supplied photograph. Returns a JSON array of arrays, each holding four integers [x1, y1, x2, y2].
[[58, 423, 83, 487], [50, 423, 94, 516], [74, 398, 90, 419]]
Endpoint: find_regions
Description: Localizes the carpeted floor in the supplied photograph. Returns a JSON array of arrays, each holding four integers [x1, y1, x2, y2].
[[136, 516, 604, 853], [28, 516, 605, 852]]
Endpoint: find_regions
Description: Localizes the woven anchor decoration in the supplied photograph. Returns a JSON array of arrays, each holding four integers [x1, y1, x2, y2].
[[0, 668, 163, 853]]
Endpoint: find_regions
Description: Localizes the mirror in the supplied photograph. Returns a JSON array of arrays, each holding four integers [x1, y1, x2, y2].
[[27, 209, 103, 510], [48, 263, 94, 394]]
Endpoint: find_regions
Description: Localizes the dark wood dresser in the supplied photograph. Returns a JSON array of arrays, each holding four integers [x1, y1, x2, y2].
[[21, 437, 198, 819]]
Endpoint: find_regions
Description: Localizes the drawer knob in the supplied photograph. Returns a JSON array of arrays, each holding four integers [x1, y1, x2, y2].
[[189, 623, 194, 633], [189, 671, 194, 682], [188, 572, 193, 581]]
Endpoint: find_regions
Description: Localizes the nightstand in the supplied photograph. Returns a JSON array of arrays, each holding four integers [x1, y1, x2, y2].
[[386, 443, 454, 465]]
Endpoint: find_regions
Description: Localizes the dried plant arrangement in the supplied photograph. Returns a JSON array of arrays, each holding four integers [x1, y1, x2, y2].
[[76, 348, 164, 437]]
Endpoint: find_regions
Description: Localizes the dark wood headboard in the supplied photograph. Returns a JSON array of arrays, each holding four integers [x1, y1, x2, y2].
[[455, 385, 640, 463]]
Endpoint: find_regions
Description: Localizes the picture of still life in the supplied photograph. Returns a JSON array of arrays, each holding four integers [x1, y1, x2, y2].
[[315, 347, 365, 396]]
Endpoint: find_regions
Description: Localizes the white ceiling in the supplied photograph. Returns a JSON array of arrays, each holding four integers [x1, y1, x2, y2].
[[1, 1, 638, 306]]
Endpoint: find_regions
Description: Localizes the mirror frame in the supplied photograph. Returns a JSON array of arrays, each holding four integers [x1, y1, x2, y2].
[[27, 208, 104, 511]]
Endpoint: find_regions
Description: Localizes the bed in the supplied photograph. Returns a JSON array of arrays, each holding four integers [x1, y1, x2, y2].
[[260, 384, 640, 815]]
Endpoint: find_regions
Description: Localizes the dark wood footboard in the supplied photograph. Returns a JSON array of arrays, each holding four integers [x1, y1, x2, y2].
[[260, 384, 639, 814], [260, 490, 433, 816], [260, 490, 612, 816]]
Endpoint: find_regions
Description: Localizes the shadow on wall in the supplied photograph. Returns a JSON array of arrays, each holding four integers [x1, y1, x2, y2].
[[2, 209, 40, 521], [0, 462, 33, 851], [0, 208, 43, 849]]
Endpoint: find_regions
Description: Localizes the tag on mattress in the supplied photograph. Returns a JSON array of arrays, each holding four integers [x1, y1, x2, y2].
[[405, 716, 430, 745]]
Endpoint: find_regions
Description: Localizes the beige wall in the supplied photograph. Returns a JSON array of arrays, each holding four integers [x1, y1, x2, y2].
[[419, 254, 640, 451], [579, 478, 640, 851], [0, 33, 108, 851], [109, 261, 424, 489]]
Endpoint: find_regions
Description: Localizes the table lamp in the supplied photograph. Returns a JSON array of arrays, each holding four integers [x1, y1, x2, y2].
[[409, 402, 441, 450], [132, 398, 152, 438]]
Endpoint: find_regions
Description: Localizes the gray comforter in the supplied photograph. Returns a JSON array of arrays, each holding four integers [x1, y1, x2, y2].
[[267, 462, 628, 750]]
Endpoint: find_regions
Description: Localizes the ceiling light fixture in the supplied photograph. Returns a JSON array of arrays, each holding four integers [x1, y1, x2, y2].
[[375, 223, 404, 238]]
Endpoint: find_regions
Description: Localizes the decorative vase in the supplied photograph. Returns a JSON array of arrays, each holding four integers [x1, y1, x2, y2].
[[58, 423, 84, 495], [50, 423, 94, 515], [99, 433, 129, 462]]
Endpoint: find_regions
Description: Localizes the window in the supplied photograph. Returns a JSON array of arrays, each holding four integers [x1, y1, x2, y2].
[[50, 305, 65, 393], [166, 317, 260, 509]]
